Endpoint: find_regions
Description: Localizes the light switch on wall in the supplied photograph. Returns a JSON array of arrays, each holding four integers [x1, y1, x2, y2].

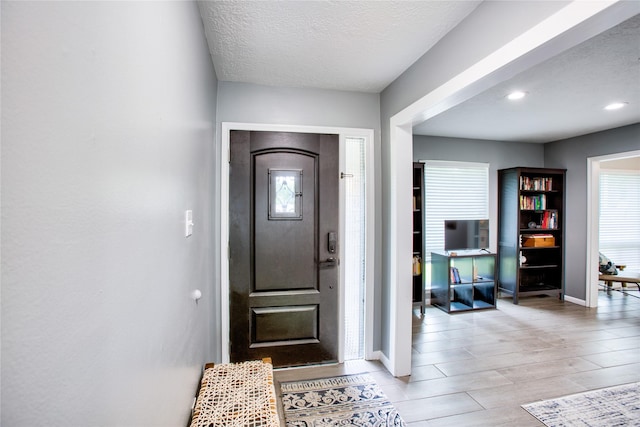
[[185, 210, 193, 237]]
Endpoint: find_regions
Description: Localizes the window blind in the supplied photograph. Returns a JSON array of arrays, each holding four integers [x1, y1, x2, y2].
[[423, 161, 489, 262], [599, 169, 640, 270]]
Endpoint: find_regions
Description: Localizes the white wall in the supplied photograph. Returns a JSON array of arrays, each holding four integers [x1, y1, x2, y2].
[[1, 2, 218, 425]]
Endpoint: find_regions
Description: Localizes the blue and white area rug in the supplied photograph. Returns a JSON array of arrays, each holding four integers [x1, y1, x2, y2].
[[280, 373, 406, 426], [522, 382, 640, 426]]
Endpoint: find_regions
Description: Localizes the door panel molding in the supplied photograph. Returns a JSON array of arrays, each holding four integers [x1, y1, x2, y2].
[[254, 150, 318, 293], [220, 123, 375, 365], [252, 305, 319, 343]]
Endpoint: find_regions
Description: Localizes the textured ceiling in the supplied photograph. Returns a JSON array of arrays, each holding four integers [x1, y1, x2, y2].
[[413, 13, 640, 143], [198, 0, 481, 92], [197, 2, 639, 144]]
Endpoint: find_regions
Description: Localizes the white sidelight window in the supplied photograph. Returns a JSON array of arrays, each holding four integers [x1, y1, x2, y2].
[[599, 169, 640, 271]]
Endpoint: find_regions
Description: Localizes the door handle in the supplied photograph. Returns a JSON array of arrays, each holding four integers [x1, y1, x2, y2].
[[319, 257, 338, 269]]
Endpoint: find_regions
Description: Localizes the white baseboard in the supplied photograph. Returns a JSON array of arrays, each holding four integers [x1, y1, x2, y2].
[[366, 350, 382, 361], [564, 294, 586, 306]]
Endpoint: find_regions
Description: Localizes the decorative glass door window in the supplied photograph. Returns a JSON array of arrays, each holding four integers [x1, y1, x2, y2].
[[269, 169, 302, 220]]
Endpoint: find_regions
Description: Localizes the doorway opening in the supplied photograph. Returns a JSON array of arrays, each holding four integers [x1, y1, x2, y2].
[[586, 149, 640, 307]]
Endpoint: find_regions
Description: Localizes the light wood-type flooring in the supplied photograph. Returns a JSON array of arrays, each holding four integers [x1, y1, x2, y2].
[[274, 288, 640, 426]]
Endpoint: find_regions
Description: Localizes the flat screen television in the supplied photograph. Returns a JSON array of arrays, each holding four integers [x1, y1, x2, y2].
[[444, 219, 489, 251]]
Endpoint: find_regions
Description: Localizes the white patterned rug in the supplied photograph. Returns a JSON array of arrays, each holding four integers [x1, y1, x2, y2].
[[522, 382, 640, 427], [280, 373, 406, 426]]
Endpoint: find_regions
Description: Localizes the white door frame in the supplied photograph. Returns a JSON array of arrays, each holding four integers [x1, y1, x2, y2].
[[586, 149, 640, 308], [385, 2, 627, 377], [220, 122, 375, 364]]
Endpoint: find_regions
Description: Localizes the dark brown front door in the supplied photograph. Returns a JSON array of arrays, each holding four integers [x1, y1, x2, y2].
[[229, 130, 339, 367]]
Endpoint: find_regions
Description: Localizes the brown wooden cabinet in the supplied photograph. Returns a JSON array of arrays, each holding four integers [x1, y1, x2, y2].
[[497, 167, 566, 304]]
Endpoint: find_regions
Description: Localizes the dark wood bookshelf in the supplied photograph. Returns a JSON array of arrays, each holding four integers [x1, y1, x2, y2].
[[497, 167, 566, 304], [412, 163, 425, 315]]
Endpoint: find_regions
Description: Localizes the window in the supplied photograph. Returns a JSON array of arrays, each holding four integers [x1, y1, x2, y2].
[[269, 169, 302, 219], [599, 169, 640, 270], [423, 161, 489, 263]]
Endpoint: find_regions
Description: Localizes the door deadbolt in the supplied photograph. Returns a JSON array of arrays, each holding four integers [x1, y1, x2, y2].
[[328, 232, 337, 254]]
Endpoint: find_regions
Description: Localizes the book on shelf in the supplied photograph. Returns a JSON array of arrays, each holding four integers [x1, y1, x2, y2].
[[520, 176, 553, 191], [450, 267, 461, 284], [412, 255, 421, 275], [541, 210, 557, 229], [520, 194, 546, 210]]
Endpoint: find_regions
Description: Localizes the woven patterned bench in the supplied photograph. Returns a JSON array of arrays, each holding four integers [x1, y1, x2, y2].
[[190, 358, 279, 427]]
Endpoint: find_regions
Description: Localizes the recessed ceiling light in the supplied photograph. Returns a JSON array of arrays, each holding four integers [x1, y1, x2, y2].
[[604, 102, 628, 110], [507, 91, 527, 100]]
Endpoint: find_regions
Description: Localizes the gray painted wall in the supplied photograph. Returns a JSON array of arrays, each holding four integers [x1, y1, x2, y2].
[[218, 82, 380, 130], [215, 82, 382, 350], [1, 2, 218, 425], [413, 136, 544, 252], [544, 123, 640, 300]]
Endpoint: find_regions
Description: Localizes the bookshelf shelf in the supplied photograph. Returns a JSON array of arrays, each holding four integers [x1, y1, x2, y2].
[[498, 167, 566, 304], [520, 264, 560, 269]]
